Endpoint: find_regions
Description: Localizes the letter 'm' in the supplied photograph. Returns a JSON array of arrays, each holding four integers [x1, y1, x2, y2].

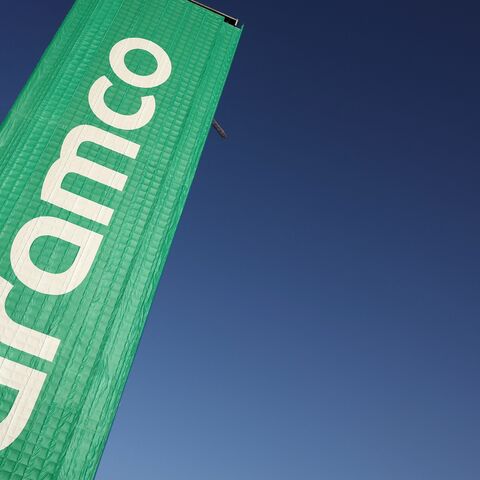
[[109, 38, 172, 88], [41, 125, 139, 226], [89, 76, 156, 130], [0, 277, 59, 361], [0, 356, 46, 450], [10, 216, 103, 296]]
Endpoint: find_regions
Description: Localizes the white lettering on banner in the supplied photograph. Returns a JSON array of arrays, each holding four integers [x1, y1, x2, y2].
[[0, 38, 172, 449], [110, 37, 172, 88], [89, 76, 156, 130], [41, 125, 138, 226], [0, 278, 60, 362], [0, 357, 47, 450], [11, 216, 104, 295]]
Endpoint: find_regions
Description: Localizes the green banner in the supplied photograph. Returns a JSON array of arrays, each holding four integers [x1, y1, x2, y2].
[[0, 0, 240, 477]]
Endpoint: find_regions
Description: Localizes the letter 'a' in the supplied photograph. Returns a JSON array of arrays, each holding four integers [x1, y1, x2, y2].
[[10, 216, 103, 296]]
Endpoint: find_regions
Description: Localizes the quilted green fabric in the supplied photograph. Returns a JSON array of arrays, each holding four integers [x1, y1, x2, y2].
[[0, 0, 241, 478]]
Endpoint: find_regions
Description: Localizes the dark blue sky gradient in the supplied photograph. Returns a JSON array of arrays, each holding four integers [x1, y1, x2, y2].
[[1, 1, 480, 479]]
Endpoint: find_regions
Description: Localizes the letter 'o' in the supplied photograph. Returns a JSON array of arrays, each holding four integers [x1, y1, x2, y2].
[[109, 37, 172, 88], [110, 38, 172, 88], [10, 216, 103, 295]]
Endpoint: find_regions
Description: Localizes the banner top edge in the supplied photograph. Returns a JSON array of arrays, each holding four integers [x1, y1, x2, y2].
[[187, 0, 241, 27]]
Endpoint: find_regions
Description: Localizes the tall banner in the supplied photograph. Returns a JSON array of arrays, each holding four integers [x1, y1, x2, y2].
[[0, 0, 241, 477]]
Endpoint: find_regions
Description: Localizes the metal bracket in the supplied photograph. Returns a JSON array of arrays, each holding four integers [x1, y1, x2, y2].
[[212, 119, 228, 139], [188, 0, 240, 27]]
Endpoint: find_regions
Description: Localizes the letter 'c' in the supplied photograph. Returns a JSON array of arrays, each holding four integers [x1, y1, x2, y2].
[[89, 76, 156, 130], [10, 216, 103, 296]]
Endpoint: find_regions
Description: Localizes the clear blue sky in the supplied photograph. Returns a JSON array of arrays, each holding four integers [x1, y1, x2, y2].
[[1, 1, 480, 479]]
